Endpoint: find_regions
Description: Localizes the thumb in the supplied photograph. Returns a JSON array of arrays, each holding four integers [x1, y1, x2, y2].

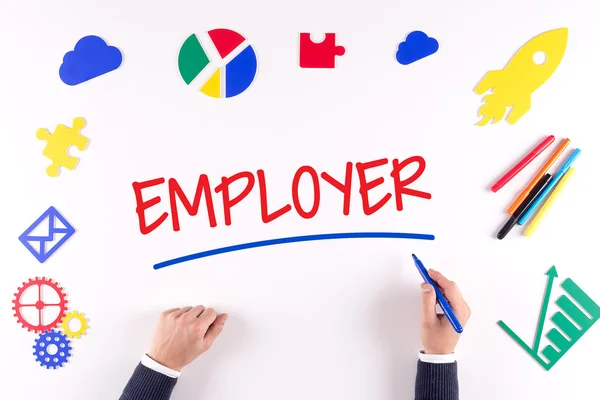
[[203, 313, 228, 349], [421, 284, 438, 326]]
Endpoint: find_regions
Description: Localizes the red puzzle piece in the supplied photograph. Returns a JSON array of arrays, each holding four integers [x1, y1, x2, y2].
[[299, 33, 345, 68]]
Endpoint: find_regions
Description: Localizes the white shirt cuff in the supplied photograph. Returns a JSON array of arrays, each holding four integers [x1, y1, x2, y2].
[[141, 354, 181, 378], [419, 351, 456, 364]]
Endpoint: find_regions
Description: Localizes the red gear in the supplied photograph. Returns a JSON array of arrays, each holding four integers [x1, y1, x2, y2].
[[12, 277, 68, 333]]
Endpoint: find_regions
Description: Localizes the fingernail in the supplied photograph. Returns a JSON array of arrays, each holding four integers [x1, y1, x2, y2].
[[422, 284, 433, 293]]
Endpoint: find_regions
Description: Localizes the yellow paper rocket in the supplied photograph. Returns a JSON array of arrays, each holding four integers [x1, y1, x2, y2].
[[475, 28, 568, 126]]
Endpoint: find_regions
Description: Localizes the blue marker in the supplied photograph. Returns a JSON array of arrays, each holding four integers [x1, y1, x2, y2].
[[412, 254, 463, 334], [518, 148, 581, 225]]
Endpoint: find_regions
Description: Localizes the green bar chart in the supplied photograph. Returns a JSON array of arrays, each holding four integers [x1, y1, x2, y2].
[[498, 268, 600, 370]]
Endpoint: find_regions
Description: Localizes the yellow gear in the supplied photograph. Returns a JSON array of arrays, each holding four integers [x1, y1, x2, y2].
[[59, 310, 89, 339]]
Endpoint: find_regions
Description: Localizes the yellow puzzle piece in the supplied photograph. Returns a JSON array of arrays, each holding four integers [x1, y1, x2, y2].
[[475, 28, 568, 126], [36, 117, 89, 177]]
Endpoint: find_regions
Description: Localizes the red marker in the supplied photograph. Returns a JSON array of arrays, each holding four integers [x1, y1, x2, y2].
[[491, 135, 555, 193]]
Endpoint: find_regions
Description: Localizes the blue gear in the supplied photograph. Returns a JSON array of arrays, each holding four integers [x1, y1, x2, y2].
[[33, 329, 72, 369]]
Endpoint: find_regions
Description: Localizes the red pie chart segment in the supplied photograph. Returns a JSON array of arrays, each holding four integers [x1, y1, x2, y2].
[[208, 29, 246, 58]]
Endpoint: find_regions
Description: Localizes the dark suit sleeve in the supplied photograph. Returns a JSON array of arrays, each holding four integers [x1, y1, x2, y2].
[[415, 360, 459, 400], [120, 363, 178, 400]]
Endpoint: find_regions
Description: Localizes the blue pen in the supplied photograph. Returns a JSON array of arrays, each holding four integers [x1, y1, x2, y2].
[[518, 148, 581, 225], [412, 254, 463, 334]]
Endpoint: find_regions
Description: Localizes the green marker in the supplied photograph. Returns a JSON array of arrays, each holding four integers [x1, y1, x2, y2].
[[498, 267, 600, 371]]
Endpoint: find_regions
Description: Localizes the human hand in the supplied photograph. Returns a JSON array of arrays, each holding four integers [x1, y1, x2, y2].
[[147, 306, 229, 371], [420, 270, 470, 355]]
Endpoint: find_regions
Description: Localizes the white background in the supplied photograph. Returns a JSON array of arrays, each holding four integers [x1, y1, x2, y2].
[[1, 1, 599, 399]]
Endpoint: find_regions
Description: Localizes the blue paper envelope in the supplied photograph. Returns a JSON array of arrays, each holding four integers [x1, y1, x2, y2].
[[18, 207, 75, 263]]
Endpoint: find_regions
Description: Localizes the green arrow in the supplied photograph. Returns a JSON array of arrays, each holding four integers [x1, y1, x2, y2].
[[532, 266, 558, 353]]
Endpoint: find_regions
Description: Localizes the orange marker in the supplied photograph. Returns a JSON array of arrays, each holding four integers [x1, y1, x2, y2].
[[507, 138, 571, 215]]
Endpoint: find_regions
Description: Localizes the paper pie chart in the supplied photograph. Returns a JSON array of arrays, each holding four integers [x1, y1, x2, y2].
[[178, 29, 258, 98]]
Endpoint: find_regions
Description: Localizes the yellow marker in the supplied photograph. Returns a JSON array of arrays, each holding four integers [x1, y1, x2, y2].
[[525, 167, 575, 236], [475, 28, 568, 126]]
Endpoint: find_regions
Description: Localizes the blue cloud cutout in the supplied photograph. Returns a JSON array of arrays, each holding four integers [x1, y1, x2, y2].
[[396, 31, 439, 65], [59, 35, 123, 85]]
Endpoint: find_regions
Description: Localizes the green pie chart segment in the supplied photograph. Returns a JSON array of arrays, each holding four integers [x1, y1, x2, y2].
[[178, 34, 210, 84]]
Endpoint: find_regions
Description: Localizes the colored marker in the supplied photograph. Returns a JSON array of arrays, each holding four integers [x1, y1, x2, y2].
[[524, 168, 575, 236], [491, 135, 555, 193], [497, 173, 552, 239], [412, 254, 463, 334], [519, 148, 581, 225], [507, 138, 571, 215]]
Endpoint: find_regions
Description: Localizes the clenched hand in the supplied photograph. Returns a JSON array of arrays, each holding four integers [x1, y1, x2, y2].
[[147, 305, 228, 371], [420, 270, 471, 355]]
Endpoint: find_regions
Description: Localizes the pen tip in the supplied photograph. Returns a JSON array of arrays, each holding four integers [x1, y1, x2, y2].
[[412, 254, 417, 260]]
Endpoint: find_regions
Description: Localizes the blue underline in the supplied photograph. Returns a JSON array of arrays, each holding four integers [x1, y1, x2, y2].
[[153, 231, 435, 270]]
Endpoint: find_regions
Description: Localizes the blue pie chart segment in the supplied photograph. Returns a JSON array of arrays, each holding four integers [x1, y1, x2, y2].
[[226, 45, 258, 98]]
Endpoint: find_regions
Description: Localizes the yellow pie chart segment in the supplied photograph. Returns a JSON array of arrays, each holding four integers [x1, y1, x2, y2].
[[200, 68, 221, 98]]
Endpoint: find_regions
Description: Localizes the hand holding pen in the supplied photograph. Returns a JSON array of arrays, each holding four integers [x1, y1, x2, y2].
[[418, 266, 471, 355]]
